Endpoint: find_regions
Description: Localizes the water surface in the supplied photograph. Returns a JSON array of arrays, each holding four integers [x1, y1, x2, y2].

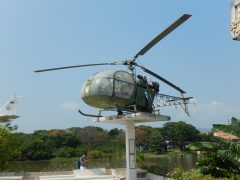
[[4, 154, 197, 172]]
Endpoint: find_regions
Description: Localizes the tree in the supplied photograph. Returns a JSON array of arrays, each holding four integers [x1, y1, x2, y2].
[[135, 125, 152, 148], [82, 126, 109, 149], [188, 118, 240, 178], [61, 133, 81, 148], [108, 128, 121, 137], [108, 128, 125, 150], [148, 128, 166, 153], [0, 125, 20, 170], [196, 140, 240, 178], [21, 135, 53, 160], [54, 147, 76, 158], [162, 121, 200, 150]]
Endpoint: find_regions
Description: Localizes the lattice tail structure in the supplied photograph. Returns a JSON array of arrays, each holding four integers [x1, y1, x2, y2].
[[155, 93, 193, 116]]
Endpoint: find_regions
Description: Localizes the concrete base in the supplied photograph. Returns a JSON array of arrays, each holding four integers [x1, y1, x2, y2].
[[94, 112, 170, 124], [40, 168, 119, 180]]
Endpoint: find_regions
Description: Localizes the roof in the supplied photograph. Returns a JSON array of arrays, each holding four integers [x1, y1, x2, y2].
[[213, 131, 240, 140]]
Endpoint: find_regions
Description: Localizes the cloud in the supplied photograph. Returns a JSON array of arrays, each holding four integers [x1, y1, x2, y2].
[[189, 100, 240, 127], [162, 99, 240, 129], [59, 101, 80, 110], [202, 100, 224, 108], [196, 101, 225, 116]]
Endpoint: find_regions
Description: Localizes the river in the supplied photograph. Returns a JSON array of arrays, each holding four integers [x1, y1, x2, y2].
[[4, 153, 197, 172]]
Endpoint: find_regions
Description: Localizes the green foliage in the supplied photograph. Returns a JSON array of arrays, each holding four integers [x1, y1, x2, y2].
[[82, 126, 109, 148], [9, 126, 127, 161], [198, 133, 218, 142], [21, 138, 53, 160], [169, 168, 218, 180], [139, 162, 172, 176], [168, 166, 185, 179], [54, 147, 76, 158], [4, 122, 203, 163], [88, 150, 104, 159], [148, 128, 166, 153], [213, 117, 240, 137], [108, 128, 122, 137], [195, 119, 240, 178], [74, 146, 88, 157], [135, 125, 152, 147], [136, 152, 145, 164], [162, 121, 200, 150], [197, 151, 240, 178], [186, 142, 219, 151], [99, 144, 123, 154], [61, 133, 81, 148], [0, 126, 20, 171]]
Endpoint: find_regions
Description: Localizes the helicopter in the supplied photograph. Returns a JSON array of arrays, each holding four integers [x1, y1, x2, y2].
[[35, 14, 193, 117]]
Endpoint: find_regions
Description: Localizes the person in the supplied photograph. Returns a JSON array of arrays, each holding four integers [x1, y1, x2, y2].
[[76, 156, 80, 169], [80, 152, 87, 170]]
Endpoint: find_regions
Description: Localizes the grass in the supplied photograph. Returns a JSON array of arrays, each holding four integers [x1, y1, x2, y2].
[[139, 149, 196, 159]]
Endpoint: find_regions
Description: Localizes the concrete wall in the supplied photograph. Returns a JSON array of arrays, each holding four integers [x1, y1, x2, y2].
[[0, 171, 72, 180]]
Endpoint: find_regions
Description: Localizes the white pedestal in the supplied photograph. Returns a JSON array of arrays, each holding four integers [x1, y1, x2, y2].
[[94, 112, 170, 180], [125, 121, 137, 180]]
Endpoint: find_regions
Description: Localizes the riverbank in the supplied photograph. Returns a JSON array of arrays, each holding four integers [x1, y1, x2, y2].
[[137, 151, 197, 177], [138, 149, 196, 158], [2, 151, 197, 173]]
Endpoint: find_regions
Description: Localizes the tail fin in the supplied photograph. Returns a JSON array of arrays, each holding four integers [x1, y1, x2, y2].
[[0, 95, 23, 116]]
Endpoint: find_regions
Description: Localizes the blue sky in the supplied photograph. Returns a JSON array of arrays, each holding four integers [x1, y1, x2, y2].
[[0, 0, 239, 133]]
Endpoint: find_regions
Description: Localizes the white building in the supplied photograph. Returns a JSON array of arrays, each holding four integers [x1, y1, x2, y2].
[[231, 0, 240, 40]]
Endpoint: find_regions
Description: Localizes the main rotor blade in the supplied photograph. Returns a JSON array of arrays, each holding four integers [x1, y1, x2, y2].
[[134, 14, 191, 59], [34, 63, 116, 73], [136, 64, 186, 94]]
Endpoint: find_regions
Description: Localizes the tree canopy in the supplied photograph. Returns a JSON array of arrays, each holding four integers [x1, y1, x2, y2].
[[0, 124, 20, 170], [0, 121, 205, 171], [161, 121, 200, 150]]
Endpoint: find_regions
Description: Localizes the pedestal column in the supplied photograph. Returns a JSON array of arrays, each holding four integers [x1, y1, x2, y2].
[[125, 121, 136, 180]]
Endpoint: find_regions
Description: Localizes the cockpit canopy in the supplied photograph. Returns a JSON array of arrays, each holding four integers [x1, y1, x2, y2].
[[81, 70, 136, 109]]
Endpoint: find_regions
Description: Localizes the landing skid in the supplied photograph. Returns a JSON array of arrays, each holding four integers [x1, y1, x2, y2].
[[78, 106, 137, 118], [78, 110, 102, 118]]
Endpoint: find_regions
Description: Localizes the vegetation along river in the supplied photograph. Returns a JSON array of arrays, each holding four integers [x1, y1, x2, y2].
[[4, 153, 197, 172]]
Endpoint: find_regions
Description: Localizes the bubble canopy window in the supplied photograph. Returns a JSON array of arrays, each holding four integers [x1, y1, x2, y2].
[[81, 70, 136, 109]]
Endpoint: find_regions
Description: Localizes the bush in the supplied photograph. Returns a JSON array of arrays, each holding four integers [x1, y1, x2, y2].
[[136, 152, 145, 163], [168, 166, 185, 179], [74, 146, 88, 157], [169, 168, 221, 180], [54, 147, 75, 158], [88, 150, 104, 159], [197, 151, 240, 178], [0, 127, 20, 170], [138, 163, 172, 176], [21, 139, 53, 160]]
